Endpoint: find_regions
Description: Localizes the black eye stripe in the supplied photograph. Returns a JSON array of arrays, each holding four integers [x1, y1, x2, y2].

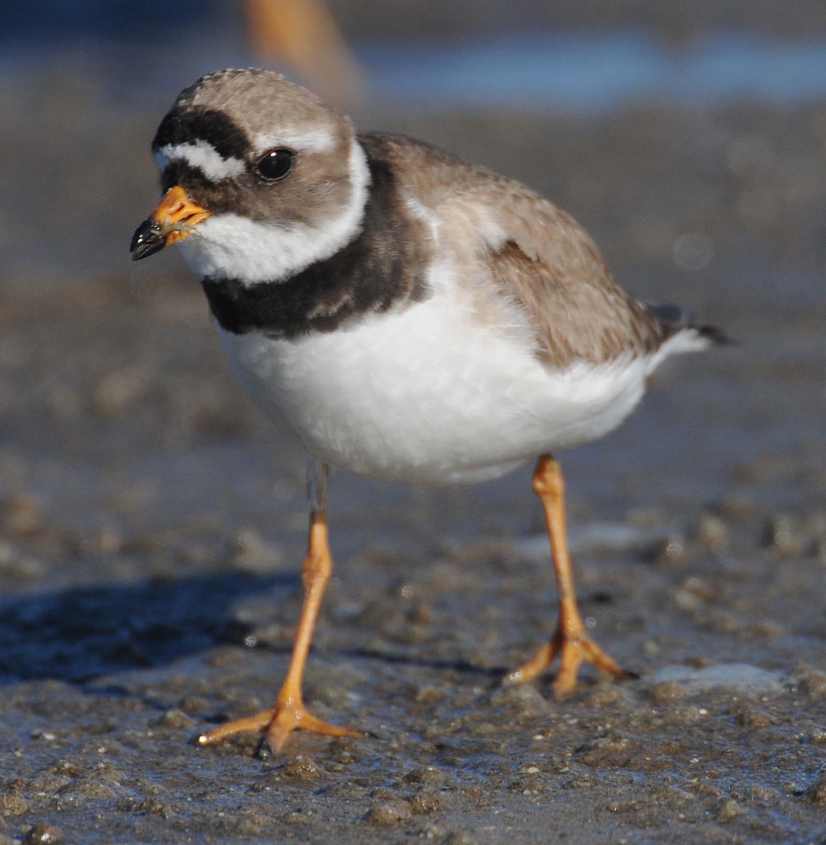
[[152, 106, 251, 161]]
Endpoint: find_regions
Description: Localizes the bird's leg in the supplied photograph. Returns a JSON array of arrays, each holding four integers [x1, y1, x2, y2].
[[505, 454, 630, 698], [198, 508, 359, 751]]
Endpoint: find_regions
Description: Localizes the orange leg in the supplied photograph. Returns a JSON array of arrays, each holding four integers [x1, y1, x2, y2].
[[198, 509, 359, 751], [505, 455, 631, 698]]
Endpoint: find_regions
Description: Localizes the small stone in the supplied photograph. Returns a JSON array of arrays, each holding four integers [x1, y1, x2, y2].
[[579, 736, 634, 768], [673, 588, 702, 612], [24, 824, 63, 844], [403, 767, 448, 788], [178, 696, 211, 716], [732, 703, 772, 729], [643, 640, 661, 657], [697, 513, 729, 551], [795, 665, 826, 699], [763, 514, 804, 557], [409, 791, 442, 814], [414, 685, 445, 705], [135, 798, 172, 819], [586, 684, 627, 708], [418, 822, 447, 840], [233, 812, 270, 836], [445, 832, 478, 845], [0, 794, 29, 816], [750, 785, 777, 804], [0, 541, 45, 580], [718, 799, 743, 821], [283, 756, 321, 781], [152, 708, 195, 730], [809, 774, 826, 805], [1, 494, 43, 535], [649, 681, 686, 704], [651, 535, 688, 566], [715, 495, 756, 521], [490, 683, 550, 716], [365, 798, 413, 826]]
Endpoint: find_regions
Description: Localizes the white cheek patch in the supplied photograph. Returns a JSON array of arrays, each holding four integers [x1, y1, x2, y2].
[[254, 127, 336, 155], [156, 140, 246, 182], [178, 139, 370, 285]]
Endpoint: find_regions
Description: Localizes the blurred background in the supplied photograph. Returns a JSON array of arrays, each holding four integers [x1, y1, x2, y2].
[[1, 3, 825, 842]]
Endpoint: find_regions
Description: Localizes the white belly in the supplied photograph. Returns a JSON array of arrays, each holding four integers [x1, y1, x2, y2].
[[219, 294, 649, 485]]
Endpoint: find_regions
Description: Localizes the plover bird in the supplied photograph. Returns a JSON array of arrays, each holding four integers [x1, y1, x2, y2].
[[131, 69, 728, 752]]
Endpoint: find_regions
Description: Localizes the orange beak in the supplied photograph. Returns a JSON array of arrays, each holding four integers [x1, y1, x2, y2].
[[130, 186, 211, 261]]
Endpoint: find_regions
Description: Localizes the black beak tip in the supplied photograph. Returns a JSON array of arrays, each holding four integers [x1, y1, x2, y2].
[[130, 219, 165, 261]]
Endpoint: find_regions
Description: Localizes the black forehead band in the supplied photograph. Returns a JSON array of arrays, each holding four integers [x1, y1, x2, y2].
[[152, 106, 252, 161]]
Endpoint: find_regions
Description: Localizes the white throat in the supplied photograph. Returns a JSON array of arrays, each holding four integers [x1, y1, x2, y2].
[[178, 140, 370, 285]]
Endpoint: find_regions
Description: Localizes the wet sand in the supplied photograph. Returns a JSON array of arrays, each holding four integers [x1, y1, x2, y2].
[[1, 54, 825, 845]]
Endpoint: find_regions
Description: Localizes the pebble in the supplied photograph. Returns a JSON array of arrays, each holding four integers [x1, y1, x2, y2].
[[403, 767, 449, 788], [649, 681, 686, 704], [409, 791, 442, 814], [794, 665, 826, 699], [718, 799, 743, 821], [696, 513, 729, 551], [417, 822, 447, 840], [490, 682, 551, 716], [282, 756, 322, 781], [763, 514, 804, 557], [579, 736, 634, 768], [23, 825, 63, 845], [364, 798, 413, 826], [0, 541, 45, 580], [652, 534, 688, 566], [152, 708, 195, 730], [0, 794, 29, 817], [732, 702, 772, 729], [1, 494, 43, 536], [809, 774, 826, 805], [445, 833, 478, 845]]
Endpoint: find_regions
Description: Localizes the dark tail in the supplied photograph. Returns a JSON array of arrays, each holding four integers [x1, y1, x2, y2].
[[646, 303, 735, 347]]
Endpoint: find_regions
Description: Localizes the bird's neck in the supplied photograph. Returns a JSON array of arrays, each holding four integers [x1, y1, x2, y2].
[[201, 138, 430, 339]]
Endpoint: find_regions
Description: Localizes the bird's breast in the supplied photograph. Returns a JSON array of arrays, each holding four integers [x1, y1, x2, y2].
[[217, 282, 650, 485]]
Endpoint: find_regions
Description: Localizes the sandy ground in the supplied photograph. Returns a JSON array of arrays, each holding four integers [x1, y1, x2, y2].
[[1, 40, 825, 845]]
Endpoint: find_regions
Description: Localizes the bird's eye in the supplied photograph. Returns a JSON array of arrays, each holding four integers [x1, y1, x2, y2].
[[255, 148, 294, 182]]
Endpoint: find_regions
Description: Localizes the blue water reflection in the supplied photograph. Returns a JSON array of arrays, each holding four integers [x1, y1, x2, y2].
[[364, 32, 826, 112]]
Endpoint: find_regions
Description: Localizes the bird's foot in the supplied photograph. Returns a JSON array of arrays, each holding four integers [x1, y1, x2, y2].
[[505, 622, 633, 699], [197, 700, 359, 752]]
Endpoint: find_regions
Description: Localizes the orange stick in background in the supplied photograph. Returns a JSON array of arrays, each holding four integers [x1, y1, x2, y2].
[[245, 0, 363, 105]]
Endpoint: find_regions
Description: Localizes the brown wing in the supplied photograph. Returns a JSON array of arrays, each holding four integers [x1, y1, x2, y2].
[[458, 169, 667, 368], [485, 229, 666, 367], [362, 131, 667, 368]]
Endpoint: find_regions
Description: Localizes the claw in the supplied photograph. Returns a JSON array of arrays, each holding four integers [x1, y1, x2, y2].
[[197, 703, 359, 752], [506, 623, 631, 699]]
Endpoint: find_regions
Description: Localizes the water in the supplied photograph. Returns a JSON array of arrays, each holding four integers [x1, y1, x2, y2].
[[365, 32, 826, 112], [3, 28, 826, 114]]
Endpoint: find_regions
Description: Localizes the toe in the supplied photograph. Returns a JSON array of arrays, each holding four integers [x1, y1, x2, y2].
[[197, 708, 274, 746]]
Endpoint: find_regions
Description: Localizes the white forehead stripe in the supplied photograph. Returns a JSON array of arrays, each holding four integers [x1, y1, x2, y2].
[[254, 127, 336, 154], [156, 140, 246, 182]]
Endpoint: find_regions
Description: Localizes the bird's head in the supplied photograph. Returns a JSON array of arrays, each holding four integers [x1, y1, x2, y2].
[[130, 68, 369, 285]]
